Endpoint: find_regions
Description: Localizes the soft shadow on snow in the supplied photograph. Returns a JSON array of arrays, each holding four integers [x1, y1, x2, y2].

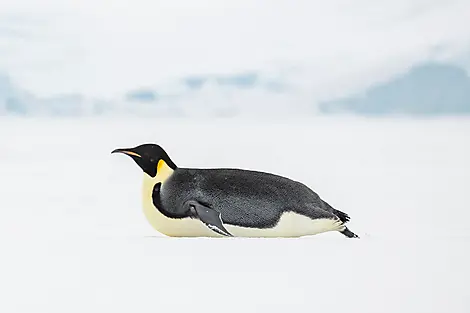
[[0, 116, 469, 313]]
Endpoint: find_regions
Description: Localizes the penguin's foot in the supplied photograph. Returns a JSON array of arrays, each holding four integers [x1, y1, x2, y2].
[[340, 227, 359, 238]]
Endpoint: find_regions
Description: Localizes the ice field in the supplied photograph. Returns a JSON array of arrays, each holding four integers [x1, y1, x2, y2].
[[0, 116, 469, 312]]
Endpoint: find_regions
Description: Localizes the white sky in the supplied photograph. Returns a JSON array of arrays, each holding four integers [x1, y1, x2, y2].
[[1, 0, 470, 98]]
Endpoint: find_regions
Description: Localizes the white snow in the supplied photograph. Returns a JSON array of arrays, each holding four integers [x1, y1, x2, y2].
[[0, 116, 469, 312]]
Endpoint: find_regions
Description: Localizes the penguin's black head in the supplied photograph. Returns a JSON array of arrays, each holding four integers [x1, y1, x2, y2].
[[111, 143, 177, 177]]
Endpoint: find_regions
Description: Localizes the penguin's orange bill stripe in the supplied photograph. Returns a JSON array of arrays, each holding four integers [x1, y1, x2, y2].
[[121, 151, 142, 158]]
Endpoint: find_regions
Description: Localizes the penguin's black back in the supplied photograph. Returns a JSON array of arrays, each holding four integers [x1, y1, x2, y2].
[[159, 168, 336, 228]]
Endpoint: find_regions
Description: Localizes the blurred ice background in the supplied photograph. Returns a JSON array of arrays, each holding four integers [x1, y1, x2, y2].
[[1, 1, 469, 312]]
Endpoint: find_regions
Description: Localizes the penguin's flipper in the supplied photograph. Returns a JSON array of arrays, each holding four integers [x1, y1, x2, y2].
[[185, 200, 234, 237]]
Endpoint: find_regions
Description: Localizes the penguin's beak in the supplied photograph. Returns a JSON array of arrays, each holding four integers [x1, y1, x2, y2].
[[111, 148, 141, 158]]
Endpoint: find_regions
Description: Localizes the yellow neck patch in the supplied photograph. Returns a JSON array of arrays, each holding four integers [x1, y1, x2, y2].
[[155, 159, 174, 183]]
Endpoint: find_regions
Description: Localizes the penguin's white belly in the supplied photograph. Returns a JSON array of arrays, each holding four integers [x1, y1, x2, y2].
[[142, 175, 344, 238], [143, 201, 344, 237]]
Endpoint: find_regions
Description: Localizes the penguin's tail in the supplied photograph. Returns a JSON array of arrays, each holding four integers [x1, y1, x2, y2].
[[322, 200, 350, 223], [333, 209, 350, 224]]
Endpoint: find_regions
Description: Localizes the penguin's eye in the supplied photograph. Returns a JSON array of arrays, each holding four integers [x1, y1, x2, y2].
[[150, 158, 156, 163]]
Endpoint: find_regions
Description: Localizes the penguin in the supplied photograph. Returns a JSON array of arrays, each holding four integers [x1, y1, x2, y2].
[[112, 143, 359, 238]]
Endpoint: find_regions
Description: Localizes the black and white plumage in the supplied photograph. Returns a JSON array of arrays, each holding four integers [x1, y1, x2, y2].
[[112, 143, 359, 238]]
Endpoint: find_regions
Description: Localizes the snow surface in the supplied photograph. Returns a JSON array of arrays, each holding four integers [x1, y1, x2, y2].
[[0, 116, 469, 312]]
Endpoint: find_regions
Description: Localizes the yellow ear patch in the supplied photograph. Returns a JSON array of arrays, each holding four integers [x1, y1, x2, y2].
[[157, 159, 166, 172], [156, 159, 174, 183]]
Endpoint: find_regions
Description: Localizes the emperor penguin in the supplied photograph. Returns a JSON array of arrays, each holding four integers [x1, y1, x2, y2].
[[112, 143, 359, 238]]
